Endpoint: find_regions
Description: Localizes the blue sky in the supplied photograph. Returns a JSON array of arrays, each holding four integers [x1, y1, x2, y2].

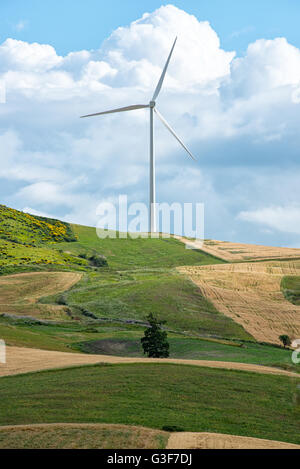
[[0, 2, 300, 246], [1, 0, 300, 56]]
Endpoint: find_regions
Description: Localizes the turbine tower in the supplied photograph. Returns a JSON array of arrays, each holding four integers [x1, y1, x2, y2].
[[81, 37, 196, 233]]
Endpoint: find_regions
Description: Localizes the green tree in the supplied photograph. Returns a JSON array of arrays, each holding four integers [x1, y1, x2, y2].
[[141, 313, 169, 358], [279, 334, 291, 348]]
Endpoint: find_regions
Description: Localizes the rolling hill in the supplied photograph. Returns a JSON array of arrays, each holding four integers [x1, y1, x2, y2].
[[0, 203, 299, 449]]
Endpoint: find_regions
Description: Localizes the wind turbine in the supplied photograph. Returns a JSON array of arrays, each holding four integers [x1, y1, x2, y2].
[[81, 37, 196, 233]]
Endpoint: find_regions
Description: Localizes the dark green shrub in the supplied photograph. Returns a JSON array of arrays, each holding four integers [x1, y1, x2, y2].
[[162, 425, 184, 432]]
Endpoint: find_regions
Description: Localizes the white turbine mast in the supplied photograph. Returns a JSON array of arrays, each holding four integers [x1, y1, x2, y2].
[[81, 37, 196, 233]]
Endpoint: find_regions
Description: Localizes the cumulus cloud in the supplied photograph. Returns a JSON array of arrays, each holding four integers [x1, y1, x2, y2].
[[0, 4, 300, 243], [238, 206, 300, 235], [227, 37, 300, 98], [0, 38, 62, 72]]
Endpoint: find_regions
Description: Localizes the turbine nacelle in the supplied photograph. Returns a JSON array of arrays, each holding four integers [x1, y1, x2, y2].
[[149, 101, 156, 108]]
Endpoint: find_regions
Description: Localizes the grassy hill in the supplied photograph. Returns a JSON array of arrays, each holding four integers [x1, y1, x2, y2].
[[0, 205, 88, 275], [0, 204, 299, 448], [0, 205, 223, 275], [0, 205, 251, 341], [0, 364, 299, 444], [0, 205, 76, 245]]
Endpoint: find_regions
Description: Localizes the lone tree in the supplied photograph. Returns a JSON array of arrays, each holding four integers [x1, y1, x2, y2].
[[141, 313, 169, 358], [279, 334, 291, 348]]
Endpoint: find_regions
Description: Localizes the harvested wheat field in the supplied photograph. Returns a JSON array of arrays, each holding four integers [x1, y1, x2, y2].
[[0, 423, 168, 449], [0, 272, 82, 319], [176, 236, 300, 262], [167, 432, 300, 449], [179, 260, 300, 344], [0, 346, 298, 378]]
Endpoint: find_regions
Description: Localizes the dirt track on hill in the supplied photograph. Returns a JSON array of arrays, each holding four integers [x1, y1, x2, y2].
[[179, 261, 300, 344], [166, 432, 300, 449], [0, 346, 298, 378]]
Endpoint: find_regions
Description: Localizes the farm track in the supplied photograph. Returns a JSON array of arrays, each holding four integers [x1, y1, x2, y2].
[[179, 261, 300, 344], [0, 346, 298, 378]]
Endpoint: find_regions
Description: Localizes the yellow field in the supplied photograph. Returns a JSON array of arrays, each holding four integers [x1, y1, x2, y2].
[[1, 346, 298, 378], [202, 239, 300, 262], [0, 272, 82, 320], [176, 236, 300, 262], [179, 260, 300, 344], [166, 432, 300, 449]]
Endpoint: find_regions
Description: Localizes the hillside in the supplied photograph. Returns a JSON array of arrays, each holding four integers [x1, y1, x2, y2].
[[180, 261, 300, 344], [200, 239, 300, 262], [0, 204, 299, 449], [0, 205, 88, 275]]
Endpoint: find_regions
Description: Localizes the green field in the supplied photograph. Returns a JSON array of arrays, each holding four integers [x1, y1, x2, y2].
[[1, 315, 297, 372], [40, 268, 250, 340], [281, 276, 300, 305], [55, 224, 225, 270], [1, 204, 300, 448], [0, 424, 168, 449], [0, 364, 299, 444]]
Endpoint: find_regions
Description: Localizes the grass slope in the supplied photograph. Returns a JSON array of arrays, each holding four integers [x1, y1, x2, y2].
[[0, 364, 299, 444], [0, 205, 88, 275], [281, 276, 300, 305], [55, 224, 224, 270], [41, 269, 249, 339], [0, 205, 253, 341], [0, 316, 298, 372], [0, 205, 75, 245], [0, 424, 168, 449]]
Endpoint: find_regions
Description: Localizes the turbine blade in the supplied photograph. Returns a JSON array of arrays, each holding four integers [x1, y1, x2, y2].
[[81, 104, 149, 118], [152, 37, 177, 102], [154, 108, 197, 161]]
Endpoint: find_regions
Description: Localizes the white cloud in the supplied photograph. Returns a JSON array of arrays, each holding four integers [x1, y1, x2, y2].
[[0, 4, 300, 243], [14, 20, 27, 32], [238, 206, 300, 235], [0, 38, 62, 72], [22, 207, 56, 218], [227, 37, 300, 98]]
